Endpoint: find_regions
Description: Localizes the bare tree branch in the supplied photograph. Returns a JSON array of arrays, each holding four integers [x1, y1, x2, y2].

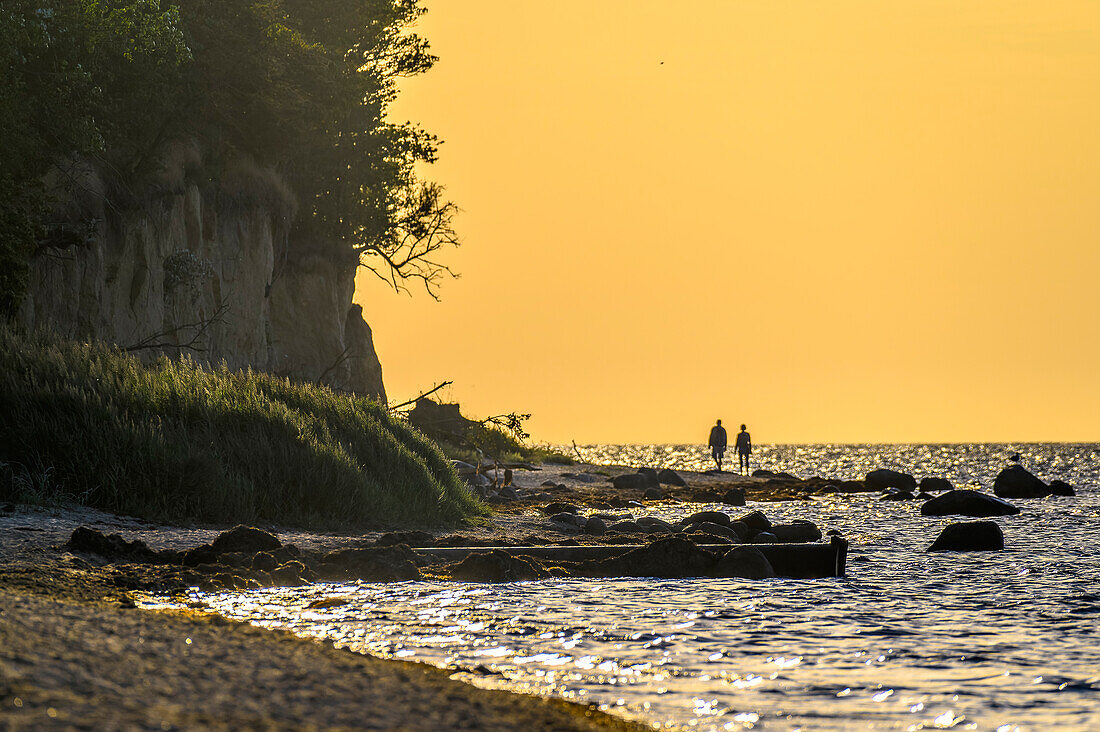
[[388, 380, 454, 412], [124, 303, 228, 353], [315, 344, 355, 386]]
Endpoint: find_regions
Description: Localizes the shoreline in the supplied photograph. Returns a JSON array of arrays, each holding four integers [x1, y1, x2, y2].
[[0, 461, 836, 729]]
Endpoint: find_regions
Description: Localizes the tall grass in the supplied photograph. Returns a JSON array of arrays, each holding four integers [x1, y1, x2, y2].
[[0, 327, 484, 528]]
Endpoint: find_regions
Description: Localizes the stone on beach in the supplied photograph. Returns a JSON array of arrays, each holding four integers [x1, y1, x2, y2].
[[657, 468, 687, 486], [548, 512, 585, 530], [643, 486, 664, 499], [65, 527, 159, 562], [920, 490, 1020, 517], [927, 521, 1005, 551], [583, 517, 607, 535], [611, 473, 653, 491], [636, 467, 661, 486], [539, 501, 579, 515], [993, 465, 1050, 499], [864, 469, 917, 493]]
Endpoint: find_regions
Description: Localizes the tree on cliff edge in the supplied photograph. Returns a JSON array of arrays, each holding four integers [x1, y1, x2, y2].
[[0, 0, 459, 316]]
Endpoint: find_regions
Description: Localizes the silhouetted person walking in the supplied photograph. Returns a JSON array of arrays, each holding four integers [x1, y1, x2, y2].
[[708, 419, 727, 471], [736, 424, 751, 475]]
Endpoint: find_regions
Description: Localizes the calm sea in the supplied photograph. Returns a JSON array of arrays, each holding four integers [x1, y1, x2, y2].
[[179, 444, 1100, 731]]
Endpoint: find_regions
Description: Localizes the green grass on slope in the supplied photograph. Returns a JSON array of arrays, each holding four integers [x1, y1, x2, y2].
[[0, 327, 485, 528]]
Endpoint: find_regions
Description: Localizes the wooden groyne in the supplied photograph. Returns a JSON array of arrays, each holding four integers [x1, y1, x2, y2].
[[417, 536, 848, 579]]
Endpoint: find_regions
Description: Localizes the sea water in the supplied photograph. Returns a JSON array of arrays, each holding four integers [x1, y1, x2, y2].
[[178, 444, 1100, 730]]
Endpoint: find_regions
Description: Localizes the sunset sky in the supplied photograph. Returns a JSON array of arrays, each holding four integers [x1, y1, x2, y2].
[[356, 0, 1100, 445]]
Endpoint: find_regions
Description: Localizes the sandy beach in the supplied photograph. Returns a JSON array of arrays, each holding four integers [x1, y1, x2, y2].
[[0, 462, 803, 730]]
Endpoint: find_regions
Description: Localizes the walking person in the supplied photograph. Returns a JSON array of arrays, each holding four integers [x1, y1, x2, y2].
[[736, 424, 752, 475], [708, 419, 727, 471]]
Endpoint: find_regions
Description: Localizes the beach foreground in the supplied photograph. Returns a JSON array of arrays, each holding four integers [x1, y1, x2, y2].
[[0, 496, 657, 730]]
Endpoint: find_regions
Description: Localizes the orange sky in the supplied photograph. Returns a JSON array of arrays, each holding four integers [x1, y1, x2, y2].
[[355, 0, 1100, 445]]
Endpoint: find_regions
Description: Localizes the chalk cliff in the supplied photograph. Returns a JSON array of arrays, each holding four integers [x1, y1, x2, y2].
[[17, 162, 386, 403]]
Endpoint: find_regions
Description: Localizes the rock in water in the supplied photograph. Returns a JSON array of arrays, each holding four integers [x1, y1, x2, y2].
[[636, 467, 660, 486], [210, 526, 282, 554], [865, 469, 917, 493], [919, 477, 953, 493], [721, 488, 746, 506], [643, 486, 664, 500], [611, 474, 653, 491], [880, 490, 915, 501], [1048, 480, 1076, 496], [450, 550, 549, 582], [927, 521, 1004, 551], [657, 468, 687, 486], [921, 490, 1020, 517], [993, 466, 1049, 499], [714, 547, 776, 579]]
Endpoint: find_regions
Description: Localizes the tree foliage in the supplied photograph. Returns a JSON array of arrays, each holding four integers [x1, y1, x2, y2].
[[0, 0, 457, 318]]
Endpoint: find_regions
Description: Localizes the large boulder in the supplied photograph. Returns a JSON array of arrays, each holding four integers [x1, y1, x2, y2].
[[769, 521, 822, 543], [657, 469, 687, 487], [636, 468, 660, 486], [918, 477, 953, 493], [993, 466, 1049, 499], [590, 537, 719, 578], [714, 547, 775, 579], [921, 490, 1020, 517], [865, 469, 917, 493], [320, 546, 421, 582], [611, 473, 653, 491], [927, 521, 1004, 551], [450, 550, 549, 582]]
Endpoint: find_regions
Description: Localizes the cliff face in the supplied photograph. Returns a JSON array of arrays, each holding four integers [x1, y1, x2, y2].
[[17, 172, 387, 404]]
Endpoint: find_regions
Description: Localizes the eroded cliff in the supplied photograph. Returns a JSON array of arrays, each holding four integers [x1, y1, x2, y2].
[[17, 162, 386, 403]]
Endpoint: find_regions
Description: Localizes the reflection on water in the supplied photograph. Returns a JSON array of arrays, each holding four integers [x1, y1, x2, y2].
[[161, 445, 1100, 730]]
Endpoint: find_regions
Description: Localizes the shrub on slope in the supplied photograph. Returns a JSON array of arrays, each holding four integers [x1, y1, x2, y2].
[[0, 327, 483, 528]]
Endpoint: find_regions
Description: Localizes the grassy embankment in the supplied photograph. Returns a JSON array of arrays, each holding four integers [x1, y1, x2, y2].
[[0, 327, 485, 528]]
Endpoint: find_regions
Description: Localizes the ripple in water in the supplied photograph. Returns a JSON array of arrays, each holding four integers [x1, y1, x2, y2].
[[165, 444, 1100, 730]]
